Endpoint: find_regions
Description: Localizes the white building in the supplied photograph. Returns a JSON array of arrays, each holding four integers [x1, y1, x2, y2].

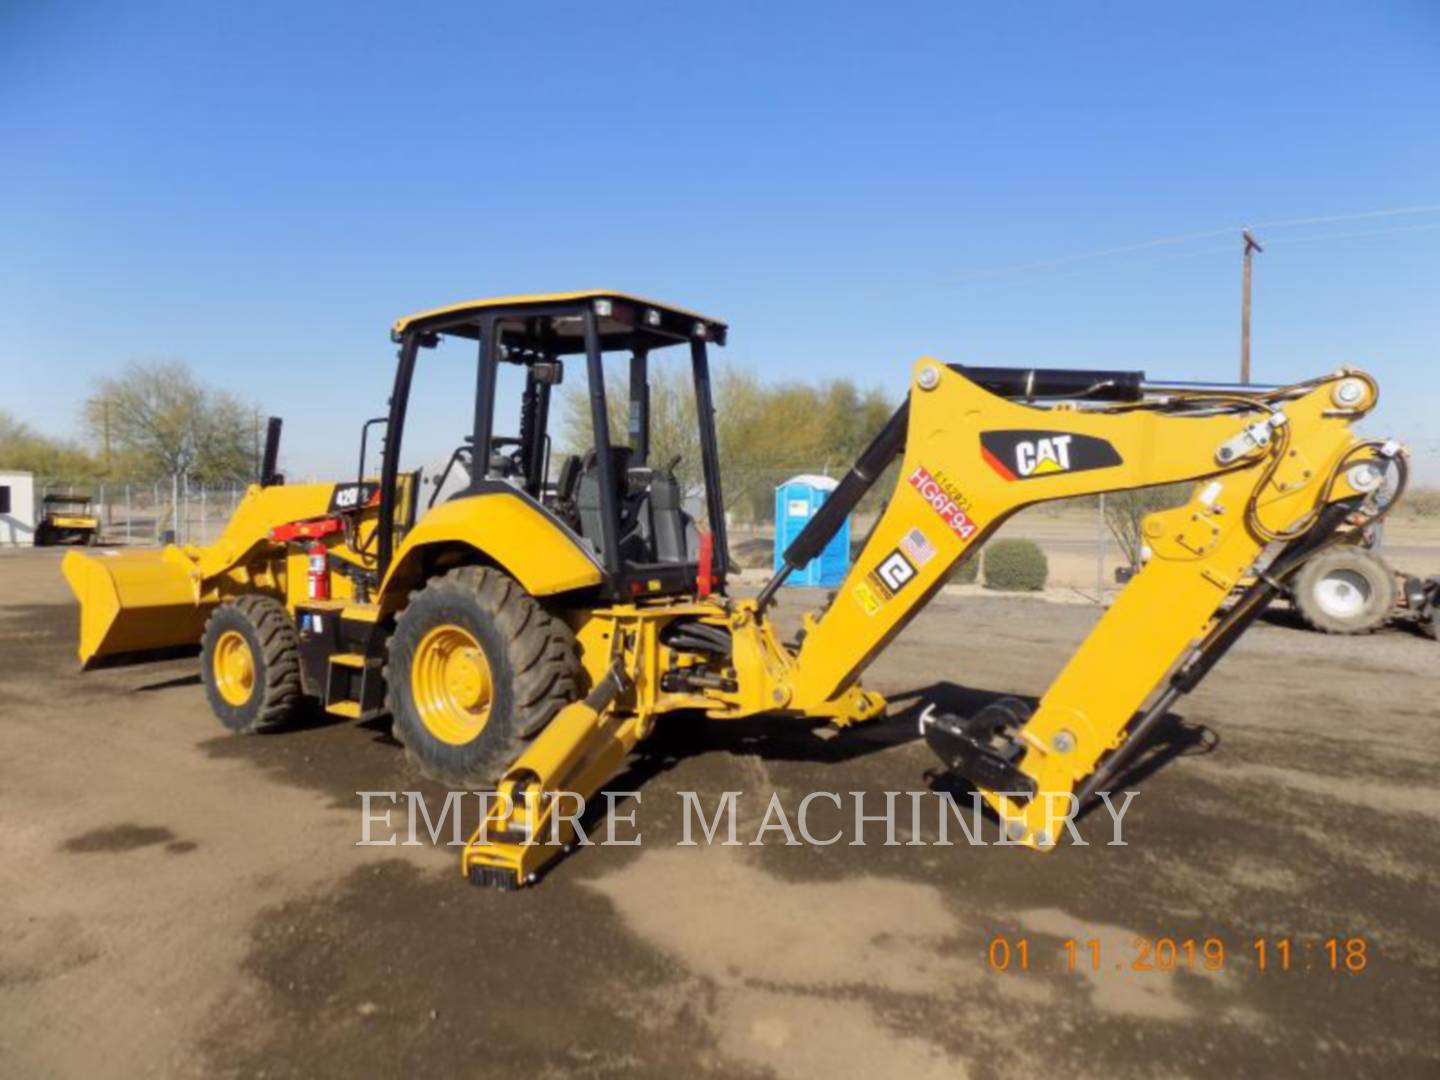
[[0, 470, 36, 546]]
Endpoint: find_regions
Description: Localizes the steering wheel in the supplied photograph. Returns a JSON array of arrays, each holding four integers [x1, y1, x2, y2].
[[488, 437, 526, 477]]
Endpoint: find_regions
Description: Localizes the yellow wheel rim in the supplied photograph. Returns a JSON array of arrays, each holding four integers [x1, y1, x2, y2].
[[411, 624, 494, 746], [214, 629, 256, 707]]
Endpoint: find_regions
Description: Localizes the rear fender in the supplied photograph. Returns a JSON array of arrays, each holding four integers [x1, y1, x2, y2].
[[379, 491, 603, 610]]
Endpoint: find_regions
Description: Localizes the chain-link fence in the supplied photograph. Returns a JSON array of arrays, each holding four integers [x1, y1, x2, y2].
[[34, 469, 1130, 603], [34, 478, 250, 547]]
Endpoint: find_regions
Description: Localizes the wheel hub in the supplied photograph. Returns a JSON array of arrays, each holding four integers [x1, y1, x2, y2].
[[412, 625, 494, 745], [214, 629, 256, 706], [1314, 569, 1372, 619], [445, 647, 490, 710]]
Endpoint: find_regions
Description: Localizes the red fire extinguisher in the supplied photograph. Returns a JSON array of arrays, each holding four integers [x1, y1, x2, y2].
[[307, 541, 331, 601]]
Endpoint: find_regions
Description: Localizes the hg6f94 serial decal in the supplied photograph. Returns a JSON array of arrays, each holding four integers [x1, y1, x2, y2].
[[908, 465, 980, 539]]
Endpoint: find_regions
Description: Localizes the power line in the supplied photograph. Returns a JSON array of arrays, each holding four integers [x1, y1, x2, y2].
[[951, 227, 1238, 281], [1249, 205, 1440, 231], [950, 203, 1440, 283], [1260, 220, 1440, 247], [946, 222, 1440, 298]]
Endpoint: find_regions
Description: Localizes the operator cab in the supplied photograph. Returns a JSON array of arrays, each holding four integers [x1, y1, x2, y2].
[[375, 291, 730, 600]]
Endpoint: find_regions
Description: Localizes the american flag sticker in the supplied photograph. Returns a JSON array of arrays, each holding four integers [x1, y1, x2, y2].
[[899, 527, 936, 568]]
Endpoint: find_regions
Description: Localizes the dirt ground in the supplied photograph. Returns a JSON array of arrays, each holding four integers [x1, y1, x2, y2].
[[1, 546, 1437, 1079]]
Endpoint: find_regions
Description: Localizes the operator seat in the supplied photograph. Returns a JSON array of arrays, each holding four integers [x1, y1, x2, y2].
[[547, 454, 584, 533], [575, 447, 633, 558], [644, 468, 688, 563], [572, 451, 694, 566], [554, 454, 583, 505]]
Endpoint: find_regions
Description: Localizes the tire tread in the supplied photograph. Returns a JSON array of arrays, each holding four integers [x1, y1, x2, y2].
[[386, 566, 581, 786], [201, 594, 302, 731]]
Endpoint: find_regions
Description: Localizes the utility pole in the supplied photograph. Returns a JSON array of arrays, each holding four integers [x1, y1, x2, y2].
[[1240, 229, 1263, 384]]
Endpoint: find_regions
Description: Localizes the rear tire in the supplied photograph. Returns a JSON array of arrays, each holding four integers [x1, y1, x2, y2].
[[1292, 548, 1395, 635], [200, 595, 303, 732], [387, 566, 581, 788]]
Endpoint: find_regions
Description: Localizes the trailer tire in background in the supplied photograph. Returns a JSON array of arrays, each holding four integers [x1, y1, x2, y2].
[[1292, 547, 1396, 635]]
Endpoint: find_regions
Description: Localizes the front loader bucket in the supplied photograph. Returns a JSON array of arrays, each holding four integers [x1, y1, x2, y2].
[[62, 548, 213, 666]]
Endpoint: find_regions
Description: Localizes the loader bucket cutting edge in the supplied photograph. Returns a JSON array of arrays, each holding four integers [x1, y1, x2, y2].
[[61, 549, 212, 666]]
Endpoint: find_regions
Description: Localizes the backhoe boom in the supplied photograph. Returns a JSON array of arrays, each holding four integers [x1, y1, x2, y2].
[[781, 360, 1396, 846]]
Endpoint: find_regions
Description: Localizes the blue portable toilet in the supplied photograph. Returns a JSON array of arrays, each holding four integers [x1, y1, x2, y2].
[[774, 474, 850, 587]]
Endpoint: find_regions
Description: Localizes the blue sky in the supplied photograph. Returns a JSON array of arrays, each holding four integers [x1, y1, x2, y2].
[[2, 1, 1437, 480]]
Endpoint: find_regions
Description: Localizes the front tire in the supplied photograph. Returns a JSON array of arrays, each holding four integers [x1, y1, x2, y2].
[[387, 566, 581, 788], [1292, 548, 1396, 635], [200, 595, 303, 731]]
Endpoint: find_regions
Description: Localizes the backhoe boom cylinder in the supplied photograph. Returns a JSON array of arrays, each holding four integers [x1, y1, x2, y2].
[[1141, 378, 1284, 397], [952, 365, 1145, 402], [756, 399, 910, 610]]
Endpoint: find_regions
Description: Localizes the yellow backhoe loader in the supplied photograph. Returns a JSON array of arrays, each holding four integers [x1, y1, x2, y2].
[[62, 291, 1408, 888]]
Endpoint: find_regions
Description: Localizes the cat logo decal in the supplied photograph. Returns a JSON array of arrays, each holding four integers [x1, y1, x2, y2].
[[981, 430, 1122, 481]]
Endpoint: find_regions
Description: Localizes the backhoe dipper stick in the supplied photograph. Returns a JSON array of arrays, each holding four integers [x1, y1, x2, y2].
[[1075, 496, 1362, 806]]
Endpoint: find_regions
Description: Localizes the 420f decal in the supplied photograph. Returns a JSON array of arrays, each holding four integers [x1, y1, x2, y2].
[[980, 430, 1122, 481]]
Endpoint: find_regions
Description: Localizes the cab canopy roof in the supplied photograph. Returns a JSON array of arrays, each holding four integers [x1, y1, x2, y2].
[[392, 290, 727, 354]]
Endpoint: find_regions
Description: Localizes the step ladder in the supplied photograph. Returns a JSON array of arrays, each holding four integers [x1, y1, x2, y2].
[[324, 650, 386, 720]]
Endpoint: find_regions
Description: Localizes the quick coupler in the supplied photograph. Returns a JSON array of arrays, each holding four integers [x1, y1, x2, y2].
[[919, 698, 1037, 797]]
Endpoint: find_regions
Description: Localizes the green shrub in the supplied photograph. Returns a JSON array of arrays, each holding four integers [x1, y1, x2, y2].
[[948, 554, 980, 584], [982, 539, 1048, 591]]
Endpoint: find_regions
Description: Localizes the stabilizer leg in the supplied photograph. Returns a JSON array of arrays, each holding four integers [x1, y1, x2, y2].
[[461, 666, 646, 889]]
